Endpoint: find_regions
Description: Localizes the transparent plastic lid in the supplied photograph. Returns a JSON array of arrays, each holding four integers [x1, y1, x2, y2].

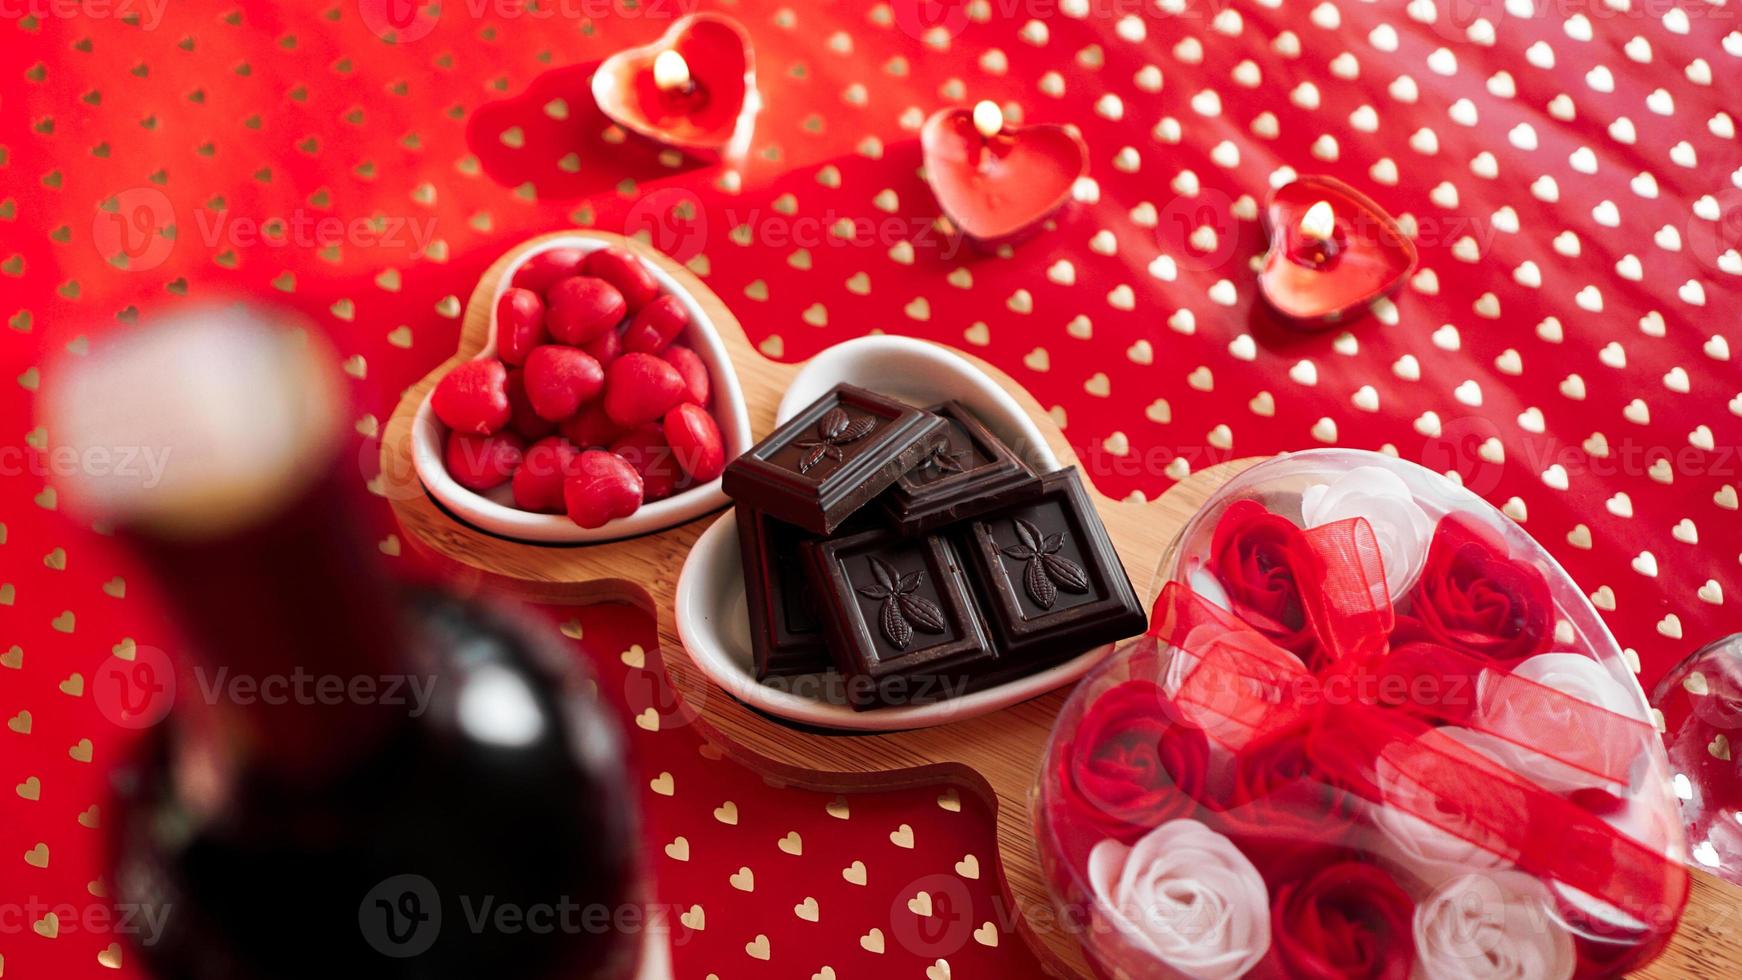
[[1035, 450, 1687, 979]]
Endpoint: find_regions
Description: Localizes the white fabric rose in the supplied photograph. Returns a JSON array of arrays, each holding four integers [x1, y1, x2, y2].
[[1087, 820, 1270, 980], [1188, 565, 1232, 613], [1413, 871, 1574, 980], [1299, 465, 1434, 599], [1475, 652, 1649, 794], [1371, 727, 1512, 888]]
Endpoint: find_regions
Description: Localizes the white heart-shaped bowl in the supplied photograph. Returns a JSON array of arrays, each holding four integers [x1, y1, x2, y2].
[[412, 235, 753, 543], [674, 335, 1135, 732]]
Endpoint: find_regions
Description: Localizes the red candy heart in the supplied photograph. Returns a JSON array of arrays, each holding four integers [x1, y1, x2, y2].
[[662, 344, 711, 407], [432, 359, 511, 435], [504, 368, 556, 441], [512, 436, 579, 513], [604, 352, 688, 427], [581, 325, 623, 368], [609, 424, 681, 501], [581, 247, 661, 314], [920, 105, 1087, 248], [444, 430, 525, 492], [561, 404, 625, 449], [589, 13, 756, 160], [523, 345, 605, 421], [546, 276, 627, 344], [663, 402, 724, 483], [511, 247, 587, 295], [622, 293, 690, 353], [564, 449, 645, 529], [495, 286, 547, 366], [1258, 175, 1417, 326]]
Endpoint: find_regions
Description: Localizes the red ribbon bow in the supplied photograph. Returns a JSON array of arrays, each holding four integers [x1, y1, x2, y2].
[[1154, 516, 1687, 941]]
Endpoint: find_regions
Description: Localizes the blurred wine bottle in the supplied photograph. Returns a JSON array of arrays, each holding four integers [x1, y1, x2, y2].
[[47, 311, 641, 979]]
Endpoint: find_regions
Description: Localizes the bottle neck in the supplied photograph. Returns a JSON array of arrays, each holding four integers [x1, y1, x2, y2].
[[129, 464, 410, 783]]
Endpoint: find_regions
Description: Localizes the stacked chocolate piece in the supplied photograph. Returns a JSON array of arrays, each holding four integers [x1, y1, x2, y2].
[[724, 384, 1145, 711]]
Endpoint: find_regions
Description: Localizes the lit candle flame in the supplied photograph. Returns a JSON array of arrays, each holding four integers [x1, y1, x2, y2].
[[1298, 200, 1336, 241], [653, 49, 692, 93], [972, 100, 1004, 140]]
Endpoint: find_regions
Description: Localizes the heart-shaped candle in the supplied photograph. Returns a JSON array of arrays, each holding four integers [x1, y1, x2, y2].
[[590, 13, 756, 160], [921, 102, 1087, 248], [1258, 176, 1417, 326]]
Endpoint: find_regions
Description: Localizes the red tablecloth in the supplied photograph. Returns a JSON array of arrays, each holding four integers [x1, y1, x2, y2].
[[3, 1, 1738, 977]]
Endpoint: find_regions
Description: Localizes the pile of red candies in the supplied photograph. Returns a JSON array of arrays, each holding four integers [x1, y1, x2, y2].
[[431, 245, 726, 528]]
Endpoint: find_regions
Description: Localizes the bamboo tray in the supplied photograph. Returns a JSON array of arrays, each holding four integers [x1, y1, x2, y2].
[[381, 231, 1742, 977]]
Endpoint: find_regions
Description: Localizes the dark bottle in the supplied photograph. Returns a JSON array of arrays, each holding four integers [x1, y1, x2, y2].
[[49, 313, 640, 979]]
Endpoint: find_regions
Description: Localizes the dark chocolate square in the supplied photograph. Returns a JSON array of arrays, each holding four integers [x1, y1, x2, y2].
[[958, 467, 1145, 664], [880, 401, 1041, 534], [804, 527, 994, 709], [736, 506, 832, 679], [723, 383, 948, 534]]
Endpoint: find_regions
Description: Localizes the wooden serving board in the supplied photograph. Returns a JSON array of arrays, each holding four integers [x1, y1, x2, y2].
[[382, 231, 1742, 977]]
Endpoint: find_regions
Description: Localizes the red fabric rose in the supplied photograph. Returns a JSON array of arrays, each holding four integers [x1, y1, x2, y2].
[[1209, 499, 1318, 656], [1210, 719, 1359, 870], [1401, 515, 1553, 663], [1360, 640, 1483, 725], [1060, 680, 1209, 842], [1272, 862, 1417, 980]]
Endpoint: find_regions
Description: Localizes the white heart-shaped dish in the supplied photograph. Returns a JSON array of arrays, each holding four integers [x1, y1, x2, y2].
[[412, 234, 753, 543], [674, 336, 1126, 732]]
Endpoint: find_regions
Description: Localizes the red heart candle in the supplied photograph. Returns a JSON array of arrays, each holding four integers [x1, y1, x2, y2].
[[921, 102, 1087, 249], [1258, 175, 1417, 326], [590, 13, 756, 160]]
